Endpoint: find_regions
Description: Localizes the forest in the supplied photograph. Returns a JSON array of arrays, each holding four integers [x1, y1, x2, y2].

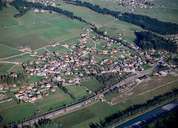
[[144, 108, 178, 128], [135, 31, 178, 53]]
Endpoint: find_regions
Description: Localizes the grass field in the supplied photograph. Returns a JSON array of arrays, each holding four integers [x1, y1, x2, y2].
[[65, 86, 89, 99], [81, 78, 104, 92], [0, 100, 36, 124], [0, 44, 21, 58], [0, 5, 85, 51], [27, 75, 44, 83], [0, 88, 73, 124], [111, 75, 178, 104], [0, 63, 14, 74], [60, 0, 178, 41], [55, 75, 178, 128], [59, 1, 142, 42], [4, 53, 35, 63], [81, 0, 178, 24]]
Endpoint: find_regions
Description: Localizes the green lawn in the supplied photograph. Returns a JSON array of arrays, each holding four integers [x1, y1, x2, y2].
[[81, 78, 104, 92], [55, 101, 120, 128], [0, 88, 73, 125], [0, 44, 21, 58], [0, 63, 14, 74], [34, 89, 73, 113], [0, 100, 36, 124], [65, 86, 88, 99], [27, 75, 44, 83], [56, 107, 95, 128]]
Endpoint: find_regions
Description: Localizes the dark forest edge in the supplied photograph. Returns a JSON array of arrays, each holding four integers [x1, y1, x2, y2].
[[144, 108, 178, 128], [64, 0, 178, 35], [88, 88, 178, 128], [0, 0, 7, 10], [135, 31, 178, 53]]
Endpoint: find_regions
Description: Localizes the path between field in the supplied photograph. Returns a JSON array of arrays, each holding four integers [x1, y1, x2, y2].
[[0, 98, 12, 104], [0, 52, 29, 61], [137, 79, 178, 96], [0, 61, 19, 64], [0, 36, 80, 62], [7, 64, 18, 72]]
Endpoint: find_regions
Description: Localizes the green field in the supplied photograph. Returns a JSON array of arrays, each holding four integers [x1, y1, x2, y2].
[[0, 63, 14, 74], [0, 44, 21, 58], [58, 1, 142, 42], [65, 86, 89, 99], [4, 53, 35, 63], [27, 75, 44, 83], [0, 5, 85, 51], [58, 0, 178, 42], [0, 100, 36, 124], [0, 88, 73, 124], [81, 78, 104, 92], [81, 0, 178, 24]]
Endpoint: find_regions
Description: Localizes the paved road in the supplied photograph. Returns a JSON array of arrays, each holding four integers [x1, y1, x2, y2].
[[18, 68, 153, 127]]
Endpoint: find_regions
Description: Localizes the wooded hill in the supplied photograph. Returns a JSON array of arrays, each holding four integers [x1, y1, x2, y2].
[[135, 31, 178, 53]]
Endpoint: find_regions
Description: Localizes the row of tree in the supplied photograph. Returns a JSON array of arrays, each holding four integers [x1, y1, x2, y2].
[[172, 56, 178, 66], [135, 31, 178, 53], [0, 72, 26, 85], [89, 88, 178, 128], [0, 0, 6, 10], [2, 118, 63, 128], [66, 0, 178, 35], [57, 82, 75, 99], [144, 107, 178, 128]]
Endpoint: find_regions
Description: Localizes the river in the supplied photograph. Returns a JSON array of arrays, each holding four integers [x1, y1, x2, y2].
[[115, 100, 178, 128]]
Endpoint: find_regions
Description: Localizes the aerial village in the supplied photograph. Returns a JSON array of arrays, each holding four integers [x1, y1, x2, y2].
[[11, 28, 177, 103], [118, 0, 154, 11], [27, 0, 154, 12], [0, 0, 177, 105]]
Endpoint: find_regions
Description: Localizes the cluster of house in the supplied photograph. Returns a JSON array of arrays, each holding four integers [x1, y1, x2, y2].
[[13, 28, 177, 103], [118, 0, 154, 11], [26, 30, 148, 81], [167, 34, 178, 44], [28, 0, 56, 6], [28, 0, 57, 13], [15, 81, 57, 103]]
